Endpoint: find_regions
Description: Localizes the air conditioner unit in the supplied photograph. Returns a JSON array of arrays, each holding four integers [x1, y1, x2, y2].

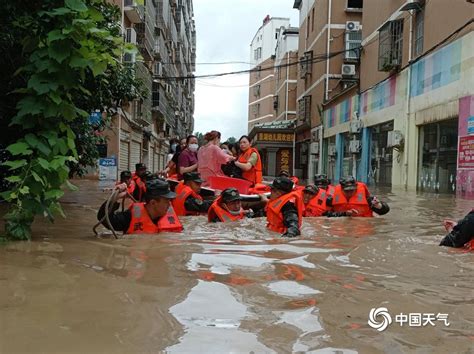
[[387, 130, 404, 148], [310, 142, 319, 155], [123, 52, 136, 63], [342, 64, 356, 77], [125, 27, 137, 44], [346, 21, 361, 32], [154, 62, 162, 76], [328, 144, 337, 156], [349, 140, 361, 153], [349, 120, 362, 133]]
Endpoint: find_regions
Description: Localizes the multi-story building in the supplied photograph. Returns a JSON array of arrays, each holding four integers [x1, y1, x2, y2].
[[318, 0, 473, 198], [104, 0, 196, 178], [248, 16, 299, 177], [292, 0, 363, 183]]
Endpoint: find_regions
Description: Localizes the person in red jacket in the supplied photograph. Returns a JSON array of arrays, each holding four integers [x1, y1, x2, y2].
[[131, 163, 148, 201], [208, 188, 246, 222], [302, 184, 328, 217], [173, 172, 213, 216], [97, 178, 182, 234], [325, 176, 389, 217]]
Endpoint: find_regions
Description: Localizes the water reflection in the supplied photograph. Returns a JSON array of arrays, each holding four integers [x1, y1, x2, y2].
[[0, 181, 473, 353]]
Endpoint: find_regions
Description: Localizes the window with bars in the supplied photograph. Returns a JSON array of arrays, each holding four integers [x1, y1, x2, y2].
[[253, 85, 260, 97], [345, 30, 362, 60], [298, 95, 311, 123], [152, 82, 160, 107], [378, 19, 403, 71], [273, 95, 279, 111], [300, 51, 313, 79], [254, 47, 262, 60], [252, 103, 260, 117], [414, 10, 424, 57]]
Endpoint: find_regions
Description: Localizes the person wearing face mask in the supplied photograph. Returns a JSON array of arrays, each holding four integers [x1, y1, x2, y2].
[[208, 188, 247, 222], [177, 135, 199, 180], [197, 130, 235, 186]]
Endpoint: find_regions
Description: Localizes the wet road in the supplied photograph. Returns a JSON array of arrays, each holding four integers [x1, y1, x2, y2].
[[0, 180, 473, 353]]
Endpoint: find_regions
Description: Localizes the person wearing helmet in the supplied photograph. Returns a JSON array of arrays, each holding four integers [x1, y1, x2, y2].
[[97, 178, 183, 233], [172, 172, 213, 216], [130, 163, 148, 202], [208, 188, 246, 222], [262, 176, 304, 237], [278, 170, 299, 188], [325, 176, 389, 217], [301, 184, 328, 217], [314, 174, 333, 193]]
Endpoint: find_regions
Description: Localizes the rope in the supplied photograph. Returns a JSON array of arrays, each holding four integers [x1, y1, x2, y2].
[[93, 189, 121, 239]]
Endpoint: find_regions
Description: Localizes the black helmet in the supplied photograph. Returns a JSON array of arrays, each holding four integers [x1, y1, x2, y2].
[[183, 172, 204, 183], [303, 184, 318, 195], [314, 174, 330, 187], [221, 188, 241, 203], [120, 170, 132, 180], [145, 178, 176, 199], [269, 177, 293, 193], [339, 176, 357, 191]]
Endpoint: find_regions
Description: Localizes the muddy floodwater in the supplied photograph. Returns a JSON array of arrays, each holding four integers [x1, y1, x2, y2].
[[0, 180, 473, 353]]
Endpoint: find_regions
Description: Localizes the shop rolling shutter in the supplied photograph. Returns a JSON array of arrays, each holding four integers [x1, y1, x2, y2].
[[130, 140, 141, 170], [119, 141, 129, 172]]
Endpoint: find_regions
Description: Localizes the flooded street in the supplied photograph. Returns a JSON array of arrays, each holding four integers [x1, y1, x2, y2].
[[0, 180, 473, 353]]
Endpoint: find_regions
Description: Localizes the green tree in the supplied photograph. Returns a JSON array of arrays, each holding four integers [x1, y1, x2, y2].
[[226, 136, 237, 145], [0, 0, 140, 240]]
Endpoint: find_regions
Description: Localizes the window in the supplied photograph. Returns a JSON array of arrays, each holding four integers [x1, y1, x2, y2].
[[253, 85, 261, 97], [414, 10, 424, 57], [256, 65, 261, 79], [254, 47, 262, 60], [152, 82, 160, 107], [378, 19, 404, 71], [347, 0, 363, 9], [273, 95, 279, 111], [345, 30, 362, 60], [253, 103, 260, 117], [298, 95, 311, 123], [306, 15, 310, 38], [300, 51, 313, 78], [275, 31, 278, 39], [311, 8, 315, 32]]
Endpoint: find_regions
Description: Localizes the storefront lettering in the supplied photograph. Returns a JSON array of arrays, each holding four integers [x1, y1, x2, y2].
[[280, 149, 290, 172], [258, 133, 294, 142]]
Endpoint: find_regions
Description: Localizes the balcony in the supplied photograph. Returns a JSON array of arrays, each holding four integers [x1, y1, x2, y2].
[[135, 22, 154, 61], [124, 0, 144, 24], [135, 62, 152, 125]]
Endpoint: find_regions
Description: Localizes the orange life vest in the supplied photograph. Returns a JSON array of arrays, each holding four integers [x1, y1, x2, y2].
[[238, 147, 262, 185], [248, 183, 270, 194], [304, 188, 329, 217], [331, 182, 373, 217], [290, 176, 299, 186], [266, 191, 303, 233], [126, 203, 183, 234], [131, 173, 146, 201], [172, 182, 204, 216], [207, 196, 245, 222]]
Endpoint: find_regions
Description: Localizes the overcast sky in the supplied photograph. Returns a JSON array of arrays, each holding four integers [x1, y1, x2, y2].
[[193, 0, 299, 142]]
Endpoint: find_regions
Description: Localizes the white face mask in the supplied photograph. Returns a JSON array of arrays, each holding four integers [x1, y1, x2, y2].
[[188, 143, 199, 152]]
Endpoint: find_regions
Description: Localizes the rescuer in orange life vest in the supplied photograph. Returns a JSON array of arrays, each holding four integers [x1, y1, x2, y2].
[[325, 176, 389, 217], [278, 170, 299, 188], [208, 188, 247, 223], [97, 178, 183, 234], [172, 172, 213, 216], [301, 184, 328, 217], [130, 163, 148, 202], [439, 209, 474, 250], [261, 176, 304, 237]]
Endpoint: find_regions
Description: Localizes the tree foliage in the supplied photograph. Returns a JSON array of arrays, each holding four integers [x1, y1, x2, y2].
[[0, 0, 142, 240]]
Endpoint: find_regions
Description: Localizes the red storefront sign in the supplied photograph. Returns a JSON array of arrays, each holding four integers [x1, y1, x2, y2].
[[458, 135, 474, 169]]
